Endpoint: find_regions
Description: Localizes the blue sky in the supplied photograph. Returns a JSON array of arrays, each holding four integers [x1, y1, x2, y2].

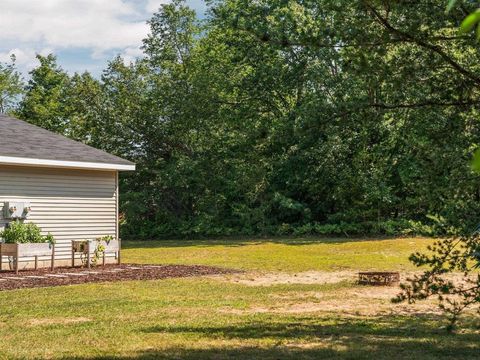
[[0, 0, 207, 77]]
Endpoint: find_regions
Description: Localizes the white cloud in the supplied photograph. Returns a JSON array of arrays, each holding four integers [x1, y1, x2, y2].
[[121, 46, 145, 64], [146, 0, 171, 14], [0, 0, 204, 76], [0, 0, 150, 53], [0, 48, 54, 72]]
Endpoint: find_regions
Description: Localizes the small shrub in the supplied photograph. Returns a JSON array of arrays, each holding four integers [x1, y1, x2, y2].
[[78, 235, 114, 267], [282, 218, 455, 238], [0, 221, 55, 244]]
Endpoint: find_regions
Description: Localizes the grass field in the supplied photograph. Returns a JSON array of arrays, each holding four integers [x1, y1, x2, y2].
[[0, 236, 479, 359]]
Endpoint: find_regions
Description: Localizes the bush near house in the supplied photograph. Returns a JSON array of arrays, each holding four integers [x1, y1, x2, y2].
[[0, 221, 54, 244]]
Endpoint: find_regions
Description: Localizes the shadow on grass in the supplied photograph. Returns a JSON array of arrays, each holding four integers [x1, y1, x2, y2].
[[123, 236, 406, 249], [71, 315, 480, 360]]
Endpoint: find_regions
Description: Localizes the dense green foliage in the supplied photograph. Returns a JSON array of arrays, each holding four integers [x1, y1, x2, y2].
[[384, 2, 480, 332], [0, 55, 23, 114], [0, 221, 55, 244], [6, 0, 480, 238]]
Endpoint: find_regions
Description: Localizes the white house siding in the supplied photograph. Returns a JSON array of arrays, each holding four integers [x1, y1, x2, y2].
[[0, 165, 118, 268]]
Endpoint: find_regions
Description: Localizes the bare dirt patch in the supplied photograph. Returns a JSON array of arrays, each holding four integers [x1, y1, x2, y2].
[[220, 292, 440, 317], [0, 264, 239, 291], [220, 270, 473, 288], [221, 270, 357, 286], [28, 317, 92, 326], [219, 271, 445, 317]]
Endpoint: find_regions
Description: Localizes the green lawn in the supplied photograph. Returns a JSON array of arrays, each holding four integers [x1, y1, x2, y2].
[[0, 237, 478, 359], [122, 236, 433, 272]]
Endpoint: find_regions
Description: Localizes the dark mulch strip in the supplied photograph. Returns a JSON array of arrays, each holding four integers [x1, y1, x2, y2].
[[0, 264, 239, 291]]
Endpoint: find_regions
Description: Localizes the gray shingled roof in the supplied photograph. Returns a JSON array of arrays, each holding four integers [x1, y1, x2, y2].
[[0, 115, 134, 166]]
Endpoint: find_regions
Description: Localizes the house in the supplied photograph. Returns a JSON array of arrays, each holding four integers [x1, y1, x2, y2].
[[0, 115, 135, 268]]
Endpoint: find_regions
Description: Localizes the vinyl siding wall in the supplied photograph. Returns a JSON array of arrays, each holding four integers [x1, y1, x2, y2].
[[0, 165, 118, 268]]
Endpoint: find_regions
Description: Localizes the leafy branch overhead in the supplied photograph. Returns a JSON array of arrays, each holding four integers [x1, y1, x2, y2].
[[395, 233, 480, 331], [445, 1, 480, 173]]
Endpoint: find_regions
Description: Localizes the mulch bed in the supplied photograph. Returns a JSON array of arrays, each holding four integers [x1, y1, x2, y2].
[[0, 264, 239, 291]]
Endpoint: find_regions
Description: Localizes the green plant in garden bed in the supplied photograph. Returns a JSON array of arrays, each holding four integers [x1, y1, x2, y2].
[[0, 221, 54, 245], [90, 235, 112, 266], [79, 235, 115, 267]]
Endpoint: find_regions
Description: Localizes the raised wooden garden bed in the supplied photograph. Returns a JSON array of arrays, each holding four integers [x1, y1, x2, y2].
[[358, 271, 400, 286], [71, 239, 121, 268], [0, 243, 55, 274]]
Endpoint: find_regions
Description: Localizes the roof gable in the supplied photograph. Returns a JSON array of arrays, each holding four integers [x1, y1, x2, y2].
[[0, 115, 135, 171]]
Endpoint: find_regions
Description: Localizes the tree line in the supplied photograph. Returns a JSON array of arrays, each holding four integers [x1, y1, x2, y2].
[[1, 0, 480, 239]]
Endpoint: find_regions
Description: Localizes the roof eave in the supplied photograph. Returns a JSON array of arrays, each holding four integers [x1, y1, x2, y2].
[[0, 156, 136, 171]]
